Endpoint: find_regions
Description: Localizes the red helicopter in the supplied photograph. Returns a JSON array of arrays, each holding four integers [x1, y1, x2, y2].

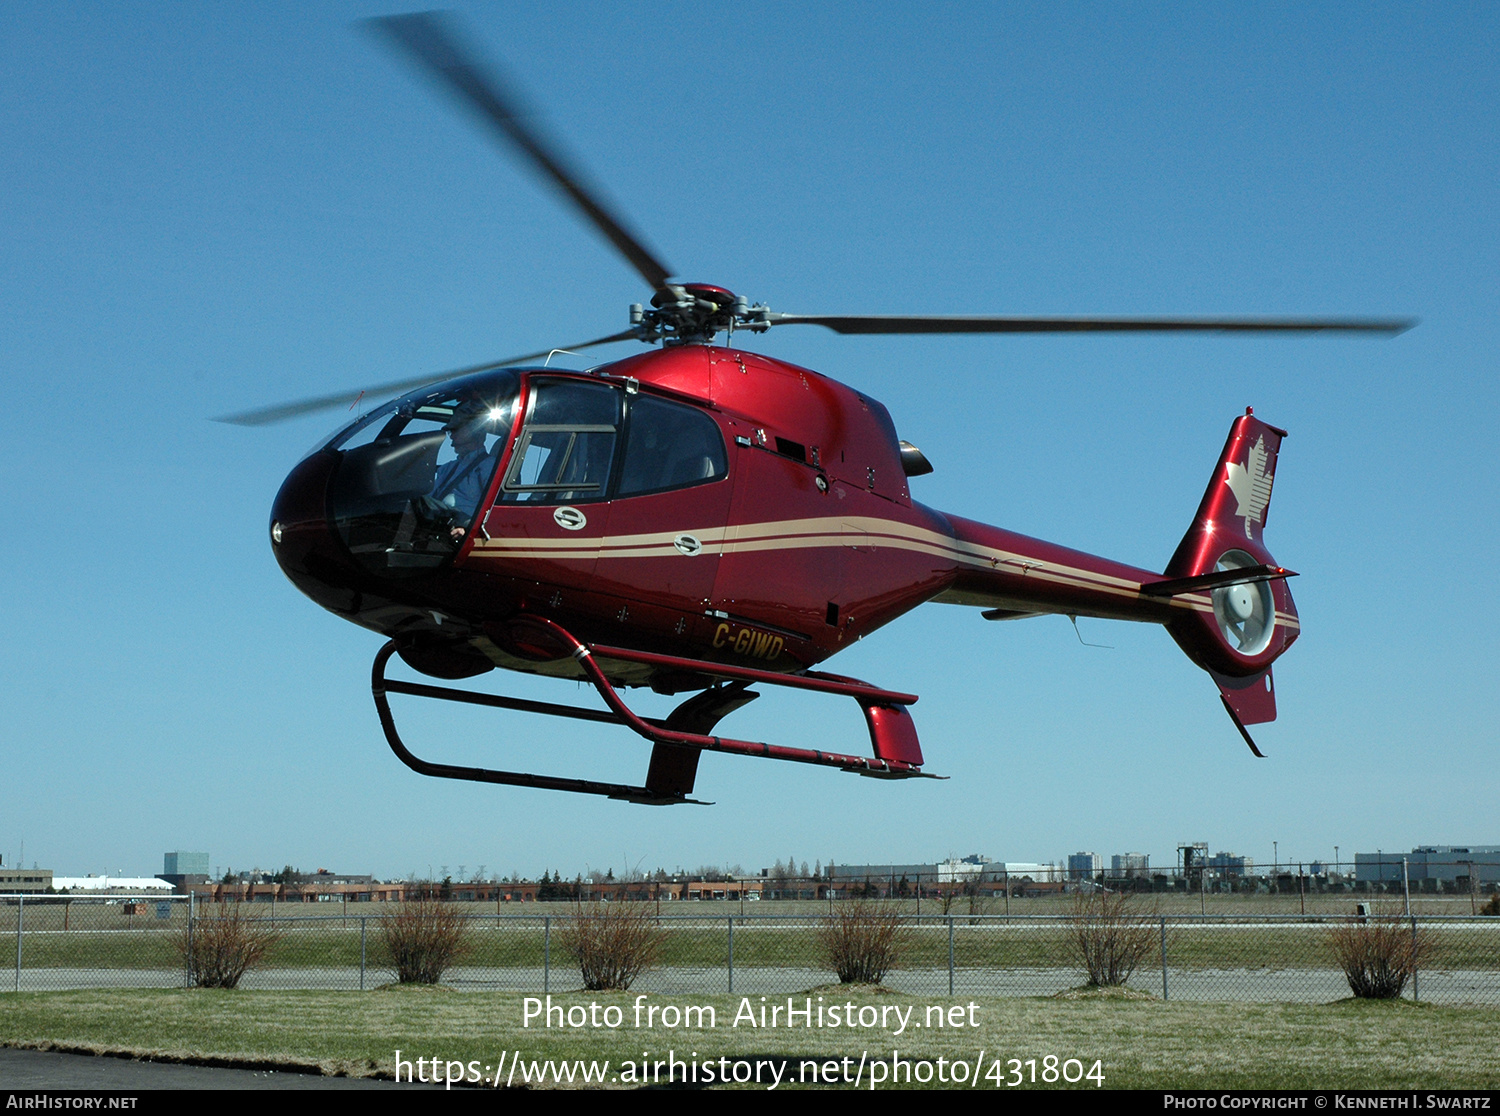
[[228, 14, 1411, 805]]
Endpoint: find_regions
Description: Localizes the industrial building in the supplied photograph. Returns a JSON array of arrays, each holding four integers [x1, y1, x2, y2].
[[0, 868, 54, 893], [1354, 846, 1500, 889]]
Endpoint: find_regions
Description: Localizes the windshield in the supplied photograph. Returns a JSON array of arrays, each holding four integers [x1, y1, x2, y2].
[[325, 369, 521, 573]]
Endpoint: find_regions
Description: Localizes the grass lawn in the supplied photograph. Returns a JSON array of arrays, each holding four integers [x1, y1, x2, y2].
[[1, 987, 1496, 1090], [5, 919, 1496, 972]]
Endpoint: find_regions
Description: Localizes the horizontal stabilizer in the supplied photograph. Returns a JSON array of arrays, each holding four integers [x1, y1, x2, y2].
[[1141, 564, 1296, 598], [980, 608, 1043, 621]]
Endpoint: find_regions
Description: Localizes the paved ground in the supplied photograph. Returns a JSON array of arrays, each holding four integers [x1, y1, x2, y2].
[[0, 1047, 440, 1089]]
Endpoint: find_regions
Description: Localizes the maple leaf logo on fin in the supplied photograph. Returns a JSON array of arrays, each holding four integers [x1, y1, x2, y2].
[[1224, 435, 1274, 539]]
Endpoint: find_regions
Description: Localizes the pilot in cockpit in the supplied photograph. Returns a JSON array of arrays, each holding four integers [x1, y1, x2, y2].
[[428, 402, 509, 540]]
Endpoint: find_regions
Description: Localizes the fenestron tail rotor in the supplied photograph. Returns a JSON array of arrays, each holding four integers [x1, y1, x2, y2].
[[1211, 552, 1277, 657]]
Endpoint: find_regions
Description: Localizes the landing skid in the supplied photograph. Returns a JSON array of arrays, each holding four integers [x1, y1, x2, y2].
[[371, 615, 940, 804]]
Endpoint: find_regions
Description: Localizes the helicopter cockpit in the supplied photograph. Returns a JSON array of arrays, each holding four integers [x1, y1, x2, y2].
[[324, 370, 520, 573], [318, 366, 733, 576]]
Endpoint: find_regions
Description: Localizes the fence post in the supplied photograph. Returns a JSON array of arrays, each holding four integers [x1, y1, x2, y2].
[[14, 897, 21, 993], [186, 893, 195, 989], [360, 917, 367, 992], [1410, 916, 1419, 1002], [1159, 916, 1169, 1001], [727, 918, 734, 995], [543, 917, 550, 995], [947, 916, 954, 996]]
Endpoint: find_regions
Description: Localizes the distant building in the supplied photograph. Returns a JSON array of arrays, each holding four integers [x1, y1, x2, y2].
[[1354, 846, 1500, 886], [826, 863, 938, 884], [0, 868, 54, 893], [53, 876, 170, 893], [1208, 852, 1251, 877], [823, 856, 1061, 895], [985, 863, 1065, 884], [159, 851, 210, 891], [1068, 852, 1102, 880], [163, 852, 209, 876], [936, 856, 996, 883], [826, 856, 994, 886], [1111, 853, 1149, 878]]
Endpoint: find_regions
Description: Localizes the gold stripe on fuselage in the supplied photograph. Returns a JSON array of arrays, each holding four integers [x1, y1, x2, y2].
[[466, 514, 1299, 629]]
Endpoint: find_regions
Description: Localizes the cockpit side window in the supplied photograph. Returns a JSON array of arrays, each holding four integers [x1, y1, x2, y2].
[[616, 395, 728, 497], [499, 379, 622, 504]]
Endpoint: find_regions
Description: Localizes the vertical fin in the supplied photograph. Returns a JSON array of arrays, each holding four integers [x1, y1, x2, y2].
[[1167, 410, 1287, 578], [1213, 666, 1275, 756]]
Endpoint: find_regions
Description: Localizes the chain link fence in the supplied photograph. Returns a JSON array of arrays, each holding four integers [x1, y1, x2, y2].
[[3, 895, 1497, 1003]]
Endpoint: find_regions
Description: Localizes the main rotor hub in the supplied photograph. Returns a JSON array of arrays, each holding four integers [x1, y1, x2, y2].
[[630, 283, 772, 346]]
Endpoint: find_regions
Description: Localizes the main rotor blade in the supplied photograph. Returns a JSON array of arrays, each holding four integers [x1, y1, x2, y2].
[[368, 12, 674, 292], [214, 329, 640, 427], [765, 314, 1417, 336]]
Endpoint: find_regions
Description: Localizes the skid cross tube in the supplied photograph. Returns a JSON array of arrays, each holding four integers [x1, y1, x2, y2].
[[372, 641, 700, 804], [370, 616, 935, 803], [586, 642, 918, 706]]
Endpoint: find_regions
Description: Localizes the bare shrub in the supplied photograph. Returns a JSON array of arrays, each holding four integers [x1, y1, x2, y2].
[[1328, 915, 1429, 999], [179, 904, 282, 989], [379, 899, 469, 984], [1068, 889, 1159, 988], [817, 901, 909, 984], [560, 902, 665, 991], [1480, 893, 1500, 917]]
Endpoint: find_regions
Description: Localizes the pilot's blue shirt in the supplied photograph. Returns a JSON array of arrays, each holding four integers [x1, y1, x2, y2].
[[430, 447, 491, 517]]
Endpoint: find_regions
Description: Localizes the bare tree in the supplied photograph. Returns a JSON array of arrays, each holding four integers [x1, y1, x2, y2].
[[817, 902, 910, 985], [378, 899, 470, 984], [1068, 889, 1160, 988], [1328, 915, 1429, 999], [561, 903, 665, 991], [179, 906, 282, 989]]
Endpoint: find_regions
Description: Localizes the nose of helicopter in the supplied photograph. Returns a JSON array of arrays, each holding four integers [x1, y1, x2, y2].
[[269, 449, 363, 613]]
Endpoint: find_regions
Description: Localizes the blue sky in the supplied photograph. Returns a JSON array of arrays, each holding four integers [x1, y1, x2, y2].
[[3, 3, 1495, 882]]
